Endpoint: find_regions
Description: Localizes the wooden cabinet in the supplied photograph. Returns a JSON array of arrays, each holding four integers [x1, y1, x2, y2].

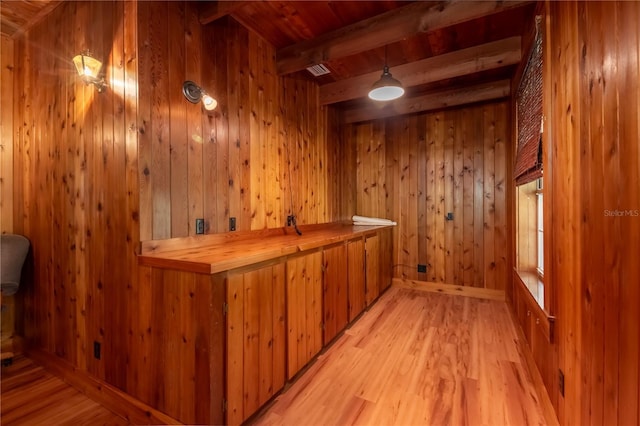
[[226, 264, 286, 425], [323, 244, 349, 344], [347, 238, 365, 322], [379, 227, 393, 292], [286, 251, 323, 379], [511, 271, 558, 413], [140, 224, 394, 425], [365, 234, 380, 306], [364, 229, 393, 306]]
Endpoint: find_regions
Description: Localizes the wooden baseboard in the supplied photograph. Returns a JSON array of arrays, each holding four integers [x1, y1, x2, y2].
[[26, 348, 180, 425], [392, 278, 506, 301]]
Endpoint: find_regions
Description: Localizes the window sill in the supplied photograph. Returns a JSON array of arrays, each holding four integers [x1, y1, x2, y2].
[[515, 269, 544, 309]]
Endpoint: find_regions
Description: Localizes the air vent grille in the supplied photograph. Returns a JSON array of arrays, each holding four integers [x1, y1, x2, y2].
[[306, 64, 331, 76]]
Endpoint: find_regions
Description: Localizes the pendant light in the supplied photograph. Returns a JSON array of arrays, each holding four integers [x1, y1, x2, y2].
[[368, 46, 404, 101]]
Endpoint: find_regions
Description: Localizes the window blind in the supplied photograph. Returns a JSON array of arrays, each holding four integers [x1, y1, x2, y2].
[[514, 21, 543, 186]]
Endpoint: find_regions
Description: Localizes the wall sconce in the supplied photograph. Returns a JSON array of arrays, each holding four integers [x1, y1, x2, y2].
[[72, 52, 107, 93], [183, 81, 217, 111]]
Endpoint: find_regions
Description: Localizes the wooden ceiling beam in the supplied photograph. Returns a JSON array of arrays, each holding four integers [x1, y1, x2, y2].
[[276, 0, 532, 75], [342, 79, 511, 124], [320, 36, 521, 105], [199, 1, 256, 25]]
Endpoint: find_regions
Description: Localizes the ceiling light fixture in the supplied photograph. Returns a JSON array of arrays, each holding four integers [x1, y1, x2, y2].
[[182, 81, 217, 111], [72, 51, 107, 92], [368, 47, 404, 101]]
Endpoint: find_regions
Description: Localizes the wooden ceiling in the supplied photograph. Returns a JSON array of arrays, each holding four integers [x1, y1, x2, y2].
[[2, 0, 536, 119], [0, 0, 61, 37], [201, 0, 536, 118]]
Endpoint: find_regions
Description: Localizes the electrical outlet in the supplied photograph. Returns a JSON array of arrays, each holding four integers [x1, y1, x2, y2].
[[195, 218, 205, 234], [94, 341, 101, 360], [417, 264, 427, 273], [229, 217, 236, 231], [445, 212, 454, 221]]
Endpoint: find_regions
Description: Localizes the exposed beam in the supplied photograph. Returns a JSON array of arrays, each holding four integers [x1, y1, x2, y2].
[[342, 79, 511, 124], [199, 1, 255, 25], [276, 0, 533, 75], [320, 36, 521, 105]]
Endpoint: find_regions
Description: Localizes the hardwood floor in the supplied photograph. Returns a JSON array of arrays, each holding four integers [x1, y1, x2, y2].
[[254, 286, 550, 426], [0, 287, 550, 426], [0, 356, 126, 426]]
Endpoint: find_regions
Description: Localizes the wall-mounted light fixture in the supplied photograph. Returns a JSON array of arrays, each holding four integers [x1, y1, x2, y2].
[[183, 81, 217, 111], [72, 52, 107, 93], [368, 47, 404, 102]]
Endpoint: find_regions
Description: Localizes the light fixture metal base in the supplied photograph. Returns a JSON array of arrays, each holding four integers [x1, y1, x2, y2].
[[183, 80, 203, 103]]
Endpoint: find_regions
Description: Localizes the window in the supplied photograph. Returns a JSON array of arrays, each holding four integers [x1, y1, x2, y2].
[[536, 178, 544, 276], [515, 16, 546, 309], [516, 178, 544, 307]]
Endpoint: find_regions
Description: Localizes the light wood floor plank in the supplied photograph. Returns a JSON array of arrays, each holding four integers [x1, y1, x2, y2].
[[1, 356, 127, 426], [253, 286, 547, 426]]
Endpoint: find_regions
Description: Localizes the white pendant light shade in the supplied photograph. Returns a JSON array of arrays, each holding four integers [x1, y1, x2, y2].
[[368, 65, 404, 101]]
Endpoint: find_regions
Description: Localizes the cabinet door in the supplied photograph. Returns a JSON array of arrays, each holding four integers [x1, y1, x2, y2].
[[323, 244, 348, 344], [226, 263, 286, 425], [365, 234, 380, 306], [347, 238, 365, 321], [286, 251, 323, 379], [378, 228, 393, 292]]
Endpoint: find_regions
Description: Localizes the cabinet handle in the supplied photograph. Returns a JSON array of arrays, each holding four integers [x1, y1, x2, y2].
[[536, 317, 540, 325], [527, 310, 531, 317]]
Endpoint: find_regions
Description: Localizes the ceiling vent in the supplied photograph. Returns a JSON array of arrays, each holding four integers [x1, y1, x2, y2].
[[306, 64, 331, 77]]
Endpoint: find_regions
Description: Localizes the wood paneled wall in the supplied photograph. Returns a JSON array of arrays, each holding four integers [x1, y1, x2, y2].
[[546, 2, 640, 425], [12, 0, 139, 390], [137, 7, 345, 241], [346, 101, 511, 291], [1, 34, 14, 234], [10, 1, 347, 423]]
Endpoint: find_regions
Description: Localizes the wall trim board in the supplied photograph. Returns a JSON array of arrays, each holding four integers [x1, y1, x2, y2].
[[392, 278, 505, 301], [25, 348, 181, 425]]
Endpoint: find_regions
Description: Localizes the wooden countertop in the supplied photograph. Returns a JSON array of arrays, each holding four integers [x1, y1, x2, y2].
[[138, 223, 390, 274]]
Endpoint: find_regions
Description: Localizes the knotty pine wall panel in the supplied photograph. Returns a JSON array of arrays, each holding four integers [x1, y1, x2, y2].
[[12, 0, 139, 390], [349, 101, 510, 291], [137, 12, 344, 241], [545, 2, 640, 425]]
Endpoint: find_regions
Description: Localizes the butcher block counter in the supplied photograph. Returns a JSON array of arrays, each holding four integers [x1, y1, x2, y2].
[[138, 222, 389, 274], [135, 222, 393, 426]]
